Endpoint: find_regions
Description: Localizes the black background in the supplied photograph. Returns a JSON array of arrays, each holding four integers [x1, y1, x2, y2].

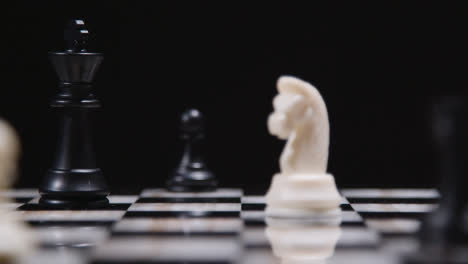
[[2, 2, 467, 193]]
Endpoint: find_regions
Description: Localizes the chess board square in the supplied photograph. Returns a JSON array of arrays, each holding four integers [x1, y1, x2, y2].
[[353, 203, 437, 219], [242, 210, 363, 228], [141, 188, 243, 198], [126, 203, 241, 218], [0, 188, 38, 203], [365, 219, 421, 235], [341, 196, 350, 204], [341, 188, 440, 199], [128, 203, 241, 212], [340, 203, 354, 211], [243, 249, 279, 264], [0, 188, 39, 198], [92, 237, 241, 263], [341, 211, 365, 226], [22, 249, 85, 264], [242, 203, 266, 211], [138, 189, 243, 204], [337, 227, 380, 248], [241, 195, 352, 212], [241, 196, 266, 211], [14, 197, 35, 203], [242, 211, 266, 226], [18, 210, 126, 224], [19, 203, 130, 211], [241, 196, 265, 204], [112, 217, 242, 236], [0, 202, 22, 211], [28, 221, 115, 227], [25, 197, 134, 209], [137, 197, 241, 203], [241, 195, 350, 205], [328, 250, 399, 264], [34, 226, 109, 248], [347, 197, 440, 204], [27, 198, 40, 204], [243, 226, 270, 249], [352, 203, 437, 213], [108, 195, 139, 204]]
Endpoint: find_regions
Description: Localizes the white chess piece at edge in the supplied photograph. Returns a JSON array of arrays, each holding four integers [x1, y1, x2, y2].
[[265, 76, 341, 218], [0, 119, 36, 262]]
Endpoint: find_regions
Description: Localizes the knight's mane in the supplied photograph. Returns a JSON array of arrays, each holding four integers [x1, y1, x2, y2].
[[276, 76, 324, 105], [277, 76, 328, 117]]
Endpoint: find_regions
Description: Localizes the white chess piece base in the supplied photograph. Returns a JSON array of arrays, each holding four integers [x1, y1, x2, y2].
[[265, 173, 341, 220]]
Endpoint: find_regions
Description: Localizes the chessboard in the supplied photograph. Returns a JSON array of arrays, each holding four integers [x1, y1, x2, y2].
[[1, 188, 440, 264]]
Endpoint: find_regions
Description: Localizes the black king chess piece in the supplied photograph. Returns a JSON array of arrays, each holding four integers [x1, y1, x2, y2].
[[39, 20, 109, 208], [166, 109, 218, 192], [405, 95, 468, 263]]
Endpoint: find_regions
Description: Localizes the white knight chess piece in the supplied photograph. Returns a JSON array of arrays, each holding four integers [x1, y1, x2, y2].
[[265, 76, 341, 218]]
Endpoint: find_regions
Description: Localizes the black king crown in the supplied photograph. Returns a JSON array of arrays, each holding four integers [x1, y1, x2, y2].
[[39, 19, 109, 208]]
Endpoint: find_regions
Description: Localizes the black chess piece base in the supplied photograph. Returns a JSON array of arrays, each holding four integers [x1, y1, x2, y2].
[[166, 172, 217, 192], [39, 168, 109, 209], [39, 196, 109, 209]]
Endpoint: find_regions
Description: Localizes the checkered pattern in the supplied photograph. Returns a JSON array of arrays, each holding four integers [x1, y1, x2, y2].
[[0, 188, 441, 264]]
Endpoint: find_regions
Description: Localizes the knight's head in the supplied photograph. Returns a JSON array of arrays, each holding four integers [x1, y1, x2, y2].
[[0, 119, 20, 190], [268, 76, 319, 139]]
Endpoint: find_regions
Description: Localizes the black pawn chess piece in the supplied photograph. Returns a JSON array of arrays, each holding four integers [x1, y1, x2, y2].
[[166, 109, 218, 192], [404, 95, 468, 263], [39, 19, 109, 208]]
